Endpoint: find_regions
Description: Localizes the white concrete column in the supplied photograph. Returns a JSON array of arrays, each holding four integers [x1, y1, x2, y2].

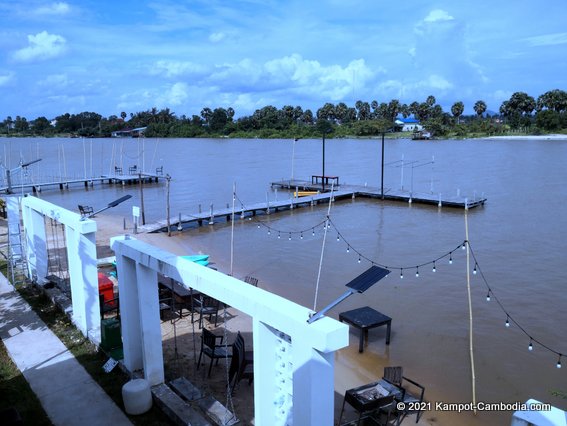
[[65, 224, 98, 338], [21, 202, 48, 282], [135, 261, 163, 385], [115, 249, 144, 374]]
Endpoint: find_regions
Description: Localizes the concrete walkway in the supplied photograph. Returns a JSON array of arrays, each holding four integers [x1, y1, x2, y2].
[[0, 274, 132, 426]]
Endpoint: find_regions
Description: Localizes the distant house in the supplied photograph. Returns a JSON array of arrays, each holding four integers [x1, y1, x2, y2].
[[395, 118, 423, 132], [111, 126, 147, 138]]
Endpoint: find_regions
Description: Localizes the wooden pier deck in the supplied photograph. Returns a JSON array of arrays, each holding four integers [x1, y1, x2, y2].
[[0, 172, 163, 195], [140, 178, 486, 234]]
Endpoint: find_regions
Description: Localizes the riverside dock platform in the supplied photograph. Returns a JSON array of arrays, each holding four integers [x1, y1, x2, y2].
[[271, 179, 487, 209], [0, 171, 163, 194], [140, 178, 486, 234]]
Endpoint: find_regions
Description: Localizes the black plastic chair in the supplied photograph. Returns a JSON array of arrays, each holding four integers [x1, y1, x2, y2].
[[383, 366, 425, 424], [229, 332, 254, 393], [197, 328, 232, 377], [192, 295, 220, 329]]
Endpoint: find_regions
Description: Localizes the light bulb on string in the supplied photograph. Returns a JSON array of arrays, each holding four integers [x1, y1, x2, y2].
[[357, 256, 361, 264], [449, 252, 453, 264], [257, 224, 260, 229], [337, 234, 340, 242], [278, 231, 281, 239], [288, 233, 292, 241], [557, 355, 562, 369], [312, 228, 315, 236], [505, 316, 510, 327], [528, 340, 533, 351], [400, 269, 404, 279], [268, 229, 271, 235], [486, 291, 491, 302], [300, 232, 303, 240], [415, 267, 419, 277], [462, 241, 466, 250], [432, 262, 436, 272], [473, 263, 478, 275], [346, 246, 350, 253]]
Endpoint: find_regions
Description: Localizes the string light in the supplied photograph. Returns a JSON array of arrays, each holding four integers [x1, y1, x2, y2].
[[415, 267, 419, 277], [278, 231, 281, 239], [289, 233, 292, 241], [243, 199, 564, 369]]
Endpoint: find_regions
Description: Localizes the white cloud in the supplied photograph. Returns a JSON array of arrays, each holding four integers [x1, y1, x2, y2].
[[524, 32, 567, 47], [416, 75, 454, 91], [424, 9, 454, 23], [38, 73, 68, 88], [35, 2, 70, 15], [208, 54, 378, 102], [150, 60, 209, 78], [13, 31, 67, 62], [209, 32, 227, 43], [157, 82, 190, 106], [0, 72, 15, 86]]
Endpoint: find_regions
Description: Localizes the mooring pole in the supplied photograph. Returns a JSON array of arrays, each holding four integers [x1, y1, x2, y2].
[[322, 133, 326, 192], [381, 132, 385, 199], [166, 174, 171, 237]]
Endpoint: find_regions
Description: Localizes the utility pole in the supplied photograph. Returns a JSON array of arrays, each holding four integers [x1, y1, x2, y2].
[[381, 132, 385, 199]]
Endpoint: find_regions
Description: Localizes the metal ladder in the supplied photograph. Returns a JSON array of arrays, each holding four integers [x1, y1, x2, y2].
[[7, 218, 28, 287]]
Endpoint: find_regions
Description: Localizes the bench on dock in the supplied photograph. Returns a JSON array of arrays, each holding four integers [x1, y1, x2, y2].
[[311, 175, 339, 187], [78, 204, 94, 218]]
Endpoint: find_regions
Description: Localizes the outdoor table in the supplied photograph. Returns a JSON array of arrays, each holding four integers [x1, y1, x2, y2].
[[339, 306, 392, 353]]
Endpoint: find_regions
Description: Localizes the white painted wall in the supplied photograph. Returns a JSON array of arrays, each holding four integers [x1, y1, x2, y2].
[[111, 236, 349, 425]]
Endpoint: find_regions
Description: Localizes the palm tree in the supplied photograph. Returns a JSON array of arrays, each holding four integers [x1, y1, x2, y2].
[[473, 100, 487, 118], [451, 101, 464, 124]]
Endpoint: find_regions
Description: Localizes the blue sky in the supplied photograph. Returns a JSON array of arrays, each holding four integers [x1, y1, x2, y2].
[[1, 0, 566, 120]]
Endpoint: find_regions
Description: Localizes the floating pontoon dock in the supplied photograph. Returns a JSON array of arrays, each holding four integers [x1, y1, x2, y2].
[[0, 171, 163, 194], [140, 178, 486, 233]]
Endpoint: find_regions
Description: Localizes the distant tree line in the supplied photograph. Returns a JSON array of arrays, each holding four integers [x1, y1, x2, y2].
[[2, 89, 566, 139]]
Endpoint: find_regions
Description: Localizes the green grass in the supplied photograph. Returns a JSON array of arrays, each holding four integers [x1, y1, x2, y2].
[[16, 284, 172, 425], [0, 338, 53, 425]]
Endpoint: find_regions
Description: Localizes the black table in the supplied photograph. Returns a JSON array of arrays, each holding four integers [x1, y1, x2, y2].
[[339, 306, 392, 353], [338, 379, 401, 425]]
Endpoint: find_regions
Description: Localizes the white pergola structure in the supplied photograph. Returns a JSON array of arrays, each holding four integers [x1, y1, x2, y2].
[[20, 196, 100, 340], [111, 236, 349, 425]]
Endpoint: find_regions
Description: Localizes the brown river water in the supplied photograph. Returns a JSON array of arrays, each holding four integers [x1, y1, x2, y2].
[[4, 136, 566, 425]]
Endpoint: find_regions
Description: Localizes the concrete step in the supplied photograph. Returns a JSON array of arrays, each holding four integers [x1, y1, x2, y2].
[[152, 383, 211, 426], [170, 377, 239, 426]]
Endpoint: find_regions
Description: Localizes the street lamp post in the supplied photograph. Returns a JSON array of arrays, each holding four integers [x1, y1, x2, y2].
[[6, 158, 42, 194]]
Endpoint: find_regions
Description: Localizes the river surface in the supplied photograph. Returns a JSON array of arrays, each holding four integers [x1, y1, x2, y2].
[[3, 136, 567, 425]]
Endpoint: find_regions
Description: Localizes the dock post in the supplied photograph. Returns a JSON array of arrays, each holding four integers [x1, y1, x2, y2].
[[465, 198, 469, 210], [123, 217, 126, 230], [438, 193, 442, 208], [310, 197, 314, 206], [295, 186, 299, 198], [275, 188, 278, 201], [290, 196, 294, 210], [408, 193, 412, 204], [266, 193, 270, 215], [177, 213, 183, 231], [209, 204, 214, 225]]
